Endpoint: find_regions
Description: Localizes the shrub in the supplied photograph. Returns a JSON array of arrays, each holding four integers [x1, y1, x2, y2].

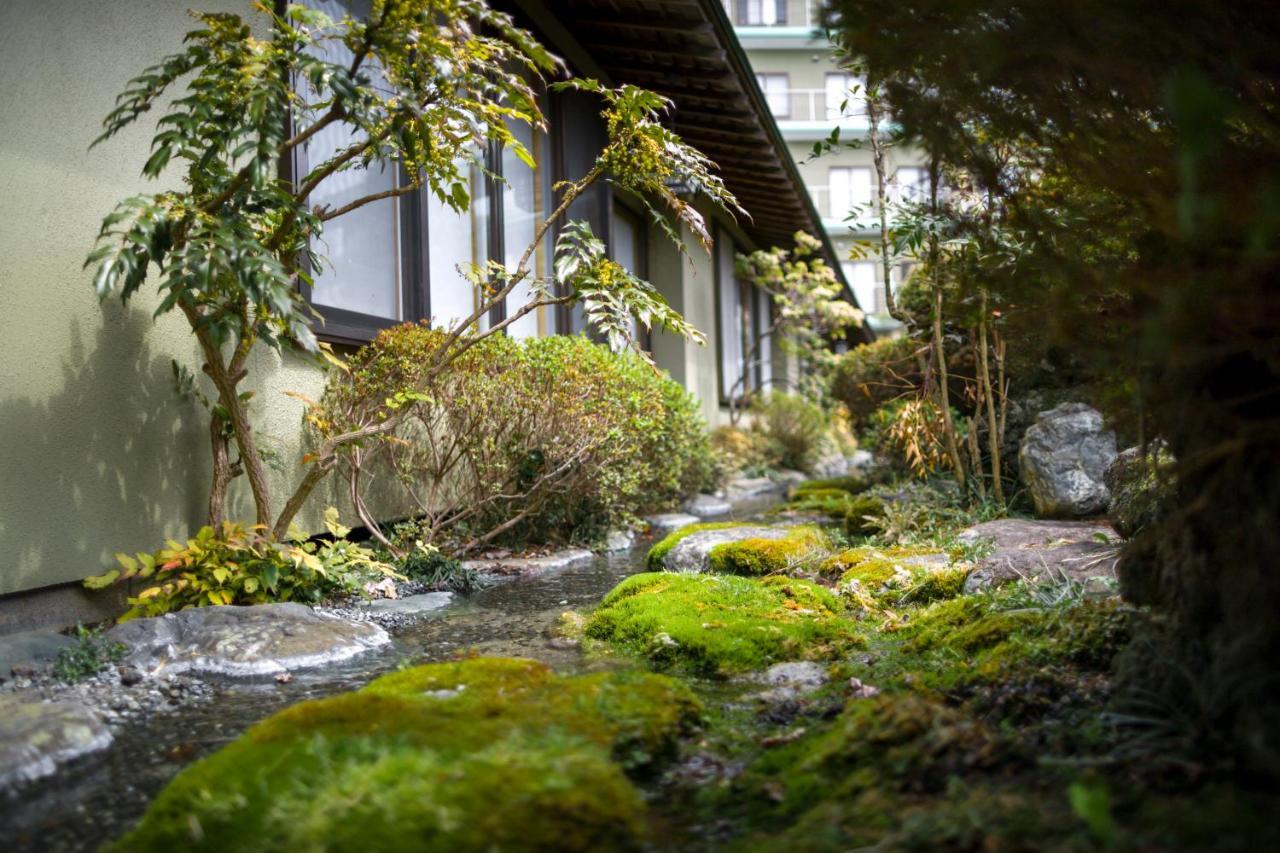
[[394, 540, 485, 593], [84, 510, 396, 621], [831, 336, 923, 423], [710, 425, 778, 477], [53, 624, 128, 683], [749, 392, 830, 473], [321, 327, 716, 554]]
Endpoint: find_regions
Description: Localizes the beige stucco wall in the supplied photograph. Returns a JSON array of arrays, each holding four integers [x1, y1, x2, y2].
[[0, 0, 346, 596]]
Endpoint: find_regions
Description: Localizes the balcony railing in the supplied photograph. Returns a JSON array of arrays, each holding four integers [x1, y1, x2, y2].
[[808, 185, 929, 221], [724, 0, 822, 28], [761, 88, 867, 123]]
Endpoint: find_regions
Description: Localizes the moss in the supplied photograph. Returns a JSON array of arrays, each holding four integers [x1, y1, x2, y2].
[[821, 546, 952, 594], [646, 521, 744, 570], [116, 658, 700, 852], [726, 693, 1006, 836], [897, 564, 972, 605], [586, 573, 862, 677], [706, 526, 829, 576]]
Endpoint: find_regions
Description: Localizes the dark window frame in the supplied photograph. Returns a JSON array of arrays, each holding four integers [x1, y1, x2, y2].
[[714, 226, 755, 407]]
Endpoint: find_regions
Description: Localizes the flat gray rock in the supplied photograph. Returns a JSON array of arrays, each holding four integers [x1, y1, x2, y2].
[[684, 494, 732, 518], [959, 518, 1120, 592], [0, 630, 76, 676], [106, 603, 389, 677], [0, 695, 112, 791], [461, 547, 594, 580], [361, 592, 453, 616], [723, 476, 781, 501], [645, 513, 702, 535], [660, 525, 792, 573]]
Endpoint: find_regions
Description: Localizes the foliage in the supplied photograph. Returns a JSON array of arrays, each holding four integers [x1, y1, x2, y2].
[[87, 1, 738, 541], [84, 509, 395, 620], [392, 539, 484, 594], [747, 392, 831, 473], [114, 657, 700, 851], [831, 336, 923, 423], [828, 0, 1280, 776], [320, 328, 716, 554], [709, 425, 777, 478], [731, 232, 864, 410], [864, 397, 960, 479], [585, 573, 861, 677], [52, 624, 128, 683]]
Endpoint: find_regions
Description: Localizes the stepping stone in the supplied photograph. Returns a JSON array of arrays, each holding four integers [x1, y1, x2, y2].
[[684, 494, 732, 518], [723, 476, 781, 501], [0, 695, 112, 791], [645, 513, 701, 536], [604, 529, 636, 552], [106, 603, 389, 677], [958, 518, 1120, 592], [461, 547, 594, 580], [360, 592, 453, 616], [659, 525, 792, 573]]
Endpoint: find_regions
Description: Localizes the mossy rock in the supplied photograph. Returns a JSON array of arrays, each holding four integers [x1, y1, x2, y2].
[[586, 573, 862, 677], [820, 546, 962, 606], [788, 475, 868, 499], [706, 526, 830, 576], [729, 693, 1007, 832], [115, 658, 700, 852], [646, 521, 747, 570]]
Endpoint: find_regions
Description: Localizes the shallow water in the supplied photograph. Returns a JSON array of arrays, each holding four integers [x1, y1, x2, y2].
[[0, 505, 777, 852]]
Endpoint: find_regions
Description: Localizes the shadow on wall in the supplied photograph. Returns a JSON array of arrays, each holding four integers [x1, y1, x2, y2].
[[0, 303, 208, 596]]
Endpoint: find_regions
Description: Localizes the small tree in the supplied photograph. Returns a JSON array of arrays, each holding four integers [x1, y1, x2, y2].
[[87, 2, 739, 541], [729, 232, 863, 421]]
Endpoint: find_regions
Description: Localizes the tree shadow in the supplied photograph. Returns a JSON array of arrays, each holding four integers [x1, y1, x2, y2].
[[0, 303, 208, 595]]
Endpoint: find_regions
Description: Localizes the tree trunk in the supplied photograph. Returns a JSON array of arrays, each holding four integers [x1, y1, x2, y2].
[[867, 87, 911, 327], [978, 290, 1004, 503], [207, 414, 231, 528]]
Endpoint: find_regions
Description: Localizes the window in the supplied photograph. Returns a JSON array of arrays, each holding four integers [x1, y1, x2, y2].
[[299, 0, 418, 342], [895, 167, 929, 203], [610, 201, 650, 350], [737, 0, 786, 25], [843, 261, 878, 315], [755, 73, 791, 118], [293, 1, 564, 344], [828, 167, 872, 217], [824, 72, 866, 120], [755, 286, 773, 392], [716, 230, 753, 402]]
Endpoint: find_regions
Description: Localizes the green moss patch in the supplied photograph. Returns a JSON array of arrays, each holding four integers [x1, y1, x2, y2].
[[646, 521, 744, 570], [706, 525, 829, 576], [586, 573, 862, 677], [115, 658, 700, 852], [788, 475, 868, 498]]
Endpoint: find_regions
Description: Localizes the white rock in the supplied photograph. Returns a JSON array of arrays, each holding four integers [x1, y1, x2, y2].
[[760, 661, 828, 689], [1018, 402, 1117, 517], [645, 513, 702, 535], [360, 592, 454, 616], [106, 603, 389, 677], [604, 529, 636, 552], [660, 525, 792, 573]]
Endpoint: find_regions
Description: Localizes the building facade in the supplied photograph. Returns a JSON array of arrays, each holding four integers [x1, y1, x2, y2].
[[724, 0, 926, 336], [0, 0, 855, 617]]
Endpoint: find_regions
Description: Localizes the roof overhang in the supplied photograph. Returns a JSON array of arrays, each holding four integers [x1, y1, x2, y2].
[[510, 0, 872, 341]]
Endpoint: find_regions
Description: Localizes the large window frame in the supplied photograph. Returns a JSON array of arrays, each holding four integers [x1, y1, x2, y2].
[[609, 193, 652, 352], [755, 72, 791, 119]]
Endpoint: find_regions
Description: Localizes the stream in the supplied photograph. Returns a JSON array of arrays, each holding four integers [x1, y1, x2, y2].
[[1, 500, 777, 852]]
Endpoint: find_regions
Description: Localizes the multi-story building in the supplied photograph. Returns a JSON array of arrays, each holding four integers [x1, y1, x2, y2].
[[725, 0, 926, 335]]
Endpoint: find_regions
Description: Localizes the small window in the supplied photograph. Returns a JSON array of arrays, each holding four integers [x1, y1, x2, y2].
[[895, 167, 929, 203], [610, 201, 650, 350], [843, 261, 878, 315], [738, 0, 785, 25], [755, 73, 791, 118], [828, 167, 873, 217], [824, 72, 866, 120], [716, 230, 752, 402]]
